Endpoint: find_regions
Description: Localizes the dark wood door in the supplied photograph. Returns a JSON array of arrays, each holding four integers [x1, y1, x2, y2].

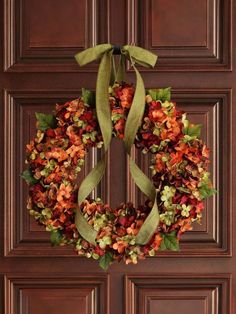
[[1, 0, 235, 313]]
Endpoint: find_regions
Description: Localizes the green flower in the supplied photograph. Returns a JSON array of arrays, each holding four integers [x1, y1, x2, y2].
[[76, 239, 82, 250], [92, 253, 100, 260], [111, 113, 124, 123], [129, 252, 138, 264], [181, 113, 189, 129], [29, 209, 42, 219], [40, 168, 51, 177], [149, 249, 155, 256], [162, 101, 174, 110], [160, 211, 174, 226], [76, 119, 85, 127], [161, 186, 176, 207], [153, 127, 160, 136], [82, 131, 97, 143], [181, 204, 191, 217], [30, 152, 37, 160], [41, 208, 52, 219], [93, 214, 108, 231], [75, 158, 85, 173], [98, 236, 112, 249], [47, 159, 56, 170], [119, 235, 136, 246], [150, 144, 160, 153]]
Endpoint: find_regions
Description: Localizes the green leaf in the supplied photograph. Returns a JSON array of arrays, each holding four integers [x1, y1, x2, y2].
[[199, 184, 217, 200], [159, 231, 180, 251], [50, 230, 62, 246], [159, 240, 167, 251], [35, 112, 57, 131], [81, 88, 95, 105], [99, 252, 113, 270], [147, 89, 158, 101], [21, 169, 38, 185], [183, 124, 201, 138], [147, 88, 171, 102]]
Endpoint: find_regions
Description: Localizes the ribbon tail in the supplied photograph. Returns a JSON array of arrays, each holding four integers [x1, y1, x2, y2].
[[129, 156, 160, 245], [77, 156, 107, 203], [76, 51, 113, 243], [116, 54, 126, 83], [123, 58, 159, 245], [76, 156, 107, 244], [96, 52, 113, 150], [110, 56, 116, 86], [135, 193, 159, 245], [129, 157, 156, 201], [75, 209, 98, 246], [124, 65, 146, 154]]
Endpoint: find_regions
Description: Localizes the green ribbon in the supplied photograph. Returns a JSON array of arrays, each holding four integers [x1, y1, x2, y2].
[[75, 44, 113, 245], [74, 44, 159, 246]]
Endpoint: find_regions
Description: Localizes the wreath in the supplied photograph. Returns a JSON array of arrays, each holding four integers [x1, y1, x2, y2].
[[22, 44, 216, 269]]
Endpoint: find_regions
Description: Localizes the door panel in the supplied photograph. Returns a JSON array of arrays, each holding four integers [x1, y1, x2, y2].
[[1, 0, 235, 313], [136, 0, 232, 71], [5, 275, 109, 314], [125, 275, 232, 314], [4, 0, 104, 72], [129, 89, 231, 256]]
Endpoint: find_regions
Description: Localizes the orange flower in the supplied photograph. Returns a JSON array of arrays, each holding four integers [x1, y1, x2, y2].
[[120, 87, 134, 108], [112, 108, 124, 115], [59, 213, 67, 223], [113, 241, 128, 253], [202, 144, 210, 158], [83, 200, 97, 215], [155, 153, 165, 172], [160, 128, 168, 140], [152, 109, 165, 122], [179, 218, 193, 234], [170, 151, 183, 165], [57, 183, 73, 203], [183, 177, 198, 190], [66, 126, 82, 145], [66, 100, 80, 112], [26, 141, 35, 153], [44, 172, 62, 184], [45, 148, 68, 162], [127, 223, 139, 235], [114, 119, 125, 132], [151, 234, 163, 250], [175, 142, 189, 154], [66, 145, 84, 158]]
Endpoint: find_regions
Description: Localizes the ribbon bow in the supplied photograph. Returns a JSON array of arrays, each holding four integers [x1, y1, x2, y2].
[[74, 44, 159, 246]]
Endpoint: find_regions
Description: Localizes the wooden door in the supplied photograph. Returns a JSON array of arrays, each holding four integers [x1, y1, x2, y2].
[[1, 0, 235, 313]]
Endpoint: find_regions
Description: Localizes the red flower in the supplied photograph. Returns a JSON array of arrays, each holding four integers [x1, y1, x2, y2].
[[94, 245, 105, 256]]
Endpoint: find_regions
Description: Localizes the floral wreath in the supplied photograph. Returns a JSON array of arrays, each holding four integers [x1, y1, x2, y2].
[[22, 44, 216, 269]]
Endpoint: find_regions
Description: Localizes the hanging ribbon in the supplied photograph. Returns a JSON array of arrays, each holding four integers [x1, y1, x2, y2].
[[117, 46, 159, 244], [74, 44, 159, 246], [75, 44, 113, 245]]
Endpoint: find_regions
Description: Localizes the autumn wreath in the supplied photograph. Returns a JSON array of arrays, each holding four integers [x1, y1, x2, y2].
[[22, 45, 215, 269]]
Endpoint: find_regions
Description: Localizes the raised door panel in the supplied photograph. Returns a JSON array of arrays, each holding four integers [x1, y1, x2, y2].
[[4, 0, 108, 72], [125, 275, 232, 314], [4, 275, 109, 314], [3, 90, 106, 256], [127, 0, 232, 71], [128, 89, 232, 256]]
